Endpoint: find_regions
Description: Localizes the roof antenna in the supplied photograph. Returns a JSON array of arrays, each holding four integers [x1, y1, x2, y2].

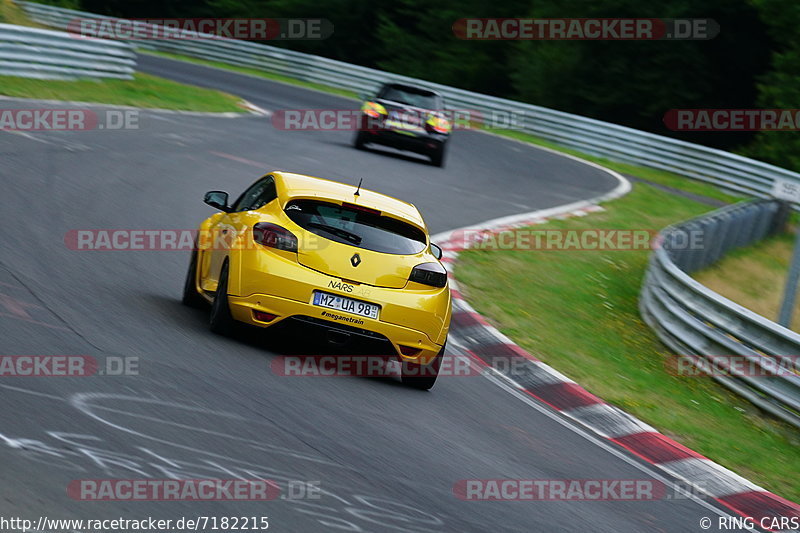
[[354, 178, 363, 197]]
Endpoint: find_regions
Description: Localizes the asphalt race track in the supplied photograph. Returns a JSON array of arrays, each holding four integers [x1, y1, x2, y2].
[[0, 54, 745, 532]]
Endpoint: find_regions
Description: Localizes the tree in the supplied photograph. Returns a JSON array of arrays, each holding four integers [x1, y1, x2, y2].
[[742, 0, 800, 171]]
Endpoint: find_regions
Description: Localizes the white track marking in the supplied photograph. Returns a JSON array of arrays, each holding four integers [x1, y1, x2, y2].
[[0, 384, 63, 400]]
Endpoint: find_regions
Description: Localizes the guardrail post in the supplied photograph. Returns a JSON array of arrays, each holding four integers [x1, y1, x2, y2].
[[778, 222, 800, 327]]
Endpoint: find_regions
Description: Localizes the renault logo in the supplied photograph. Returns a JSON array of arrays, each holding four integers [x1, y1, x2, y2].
[[350, 253, 361, 267]]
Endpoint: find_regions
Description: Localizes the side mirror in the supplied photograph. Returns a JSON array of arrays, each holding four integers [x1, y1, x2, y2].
[[204, 190, 230, 212], [430, 243, 443, 260]]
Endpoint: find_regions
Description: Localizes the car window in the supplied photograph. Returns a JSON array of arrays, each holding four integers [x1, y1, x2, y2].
[[285, 199, 427, 255], [232, 176, 277, 212], [378, 85, 440, 110]]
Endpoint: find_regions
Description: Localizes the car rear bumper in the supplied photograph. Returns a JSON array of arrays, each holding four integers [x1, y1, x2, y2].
[[228, 292, 444, 366], [230, 250, 450, 341], [359, 118, 448, 154]]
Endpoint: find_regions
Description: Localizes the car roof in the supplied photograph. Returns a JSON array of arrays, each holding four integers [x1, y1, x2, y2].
[[381, 82, 442, 97], [272, 171, 427, 229]]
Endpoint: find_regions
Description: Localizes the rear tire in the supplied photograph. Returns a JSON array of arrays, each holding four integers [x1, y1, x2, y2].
[[354, 130, 367, 150], [430, 143, 446, 167], [209, 260, 236, 336], [401, 341, 445, 390], [181, 248, 205, 308]]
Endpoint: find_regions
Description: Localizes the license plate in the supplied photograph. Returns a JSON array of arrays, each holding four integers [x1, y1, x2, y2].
[[393, 111, 421, 124], [386, 111, 423, 131], [312, 291, 380, 320]]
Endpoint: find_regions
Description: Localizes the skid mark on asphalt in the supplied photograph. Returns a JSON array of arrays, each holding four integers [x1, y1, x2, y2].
[[0, 290, 69, 332], [0, 268, 72, 332], [0, 265, 109, 350], [0, 390, 450, 532], [70, 393, 359, 469]]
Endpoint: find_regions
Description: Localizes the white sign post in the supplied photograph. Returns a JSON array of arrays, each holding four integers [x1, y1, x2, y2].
[[773, 178, 800, 204], [774, 178, 800, 327]]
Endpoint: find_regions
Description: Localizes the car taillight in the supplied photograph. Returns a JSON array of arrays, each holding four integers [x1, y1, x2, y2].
[[409, 262, 447, 288], [361, 101, 387, 118], [253, 222, 298, 252], [425, 114, 451, 134]]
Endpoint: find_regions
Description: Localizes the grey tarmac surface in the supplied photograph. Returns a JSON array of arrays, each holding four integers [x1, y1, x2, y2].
[[0, 54, 740, 532]]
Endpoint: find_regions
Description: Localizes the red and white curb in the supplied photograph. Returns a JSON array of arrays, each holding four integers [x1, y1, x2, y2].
[[239, 100, 271, 117], [432, 171, 799, 531]]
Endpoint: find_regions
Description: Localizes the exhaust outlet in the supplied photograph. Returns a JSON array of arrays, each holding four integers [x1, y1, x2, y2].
[[326, 330, 351, 345]]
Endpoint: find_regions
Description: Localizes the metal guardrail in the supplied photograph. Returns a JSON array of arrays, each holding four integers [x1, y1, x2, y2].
[[17, 1, 800, 200], [0, 22, 135, 80], [17, 2, 800, 426], [641, 199, 800, 428]]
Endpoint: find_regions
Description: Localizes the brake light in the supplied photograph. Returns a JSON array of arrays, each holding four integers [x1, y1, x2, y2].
[[342, 202, 381, 216], [425, 113, 451, 134], [253, 311, 277, 322], [361, 101, 387, 118], [409, 262, 447, 288], [253, 222, 298, 252]]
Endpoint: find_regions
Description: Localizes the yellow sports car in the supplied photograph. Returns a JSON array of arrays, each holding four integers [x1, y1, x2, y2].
[[182, 171, 451, 389]]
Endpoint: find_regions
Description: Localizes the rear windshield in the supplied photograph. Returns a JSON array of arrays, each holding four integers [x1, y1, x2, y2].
[[378, 85, 440, 110], [285, 199, 427, 255]]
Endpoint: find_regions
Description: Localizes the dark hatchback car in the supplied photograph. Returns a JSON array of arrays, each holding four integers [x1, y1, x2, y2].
[[354, 83, 451, 167]]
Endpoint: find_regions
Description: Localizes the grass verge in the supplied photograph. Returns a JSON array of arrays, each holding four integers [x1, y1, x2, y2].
[[695, 230, 800, 331], [0, 0, 42, 26], [456, 182, 800, 501], [0, 73, 244, 112]]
